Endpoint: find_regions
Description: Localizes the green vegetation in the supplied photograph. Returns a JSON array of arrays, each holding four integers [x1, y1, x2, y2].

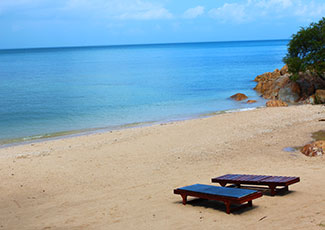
[[283, 17, 325, 80]]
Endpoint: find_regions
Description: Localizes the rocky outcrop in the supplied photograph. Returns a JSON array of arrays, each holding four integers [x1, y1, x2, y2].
[[280, 65, 288, 75], [266, 100, 288, 107], [315, 89, 325, 104], [254, 65, 325, 104], [246, 100, 257, 104], [256, 75, 298, 101], [301, 140, 325, 157], [230, 93, 248, 101], [254, 69, 281, 82]]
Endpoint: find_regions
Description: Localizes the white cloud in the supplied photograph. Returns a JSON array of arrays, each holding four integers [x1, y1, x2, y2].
[[1, 0, 324, 23], [119, 6, 172, 20], [209, 3, 247, 23], [209, 0, 325, 24], [294, 1, 325, 18], [183, 6, 204, 19], [255, 0, 293, 9], [65, 0, 173, 20], [0, 0, 173, 20]]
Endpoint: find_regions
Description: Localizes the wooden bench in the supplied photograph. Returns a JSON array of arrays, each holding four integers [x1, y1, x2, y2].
[[211, 174, 300, 196], [174, 184, 262, 214]]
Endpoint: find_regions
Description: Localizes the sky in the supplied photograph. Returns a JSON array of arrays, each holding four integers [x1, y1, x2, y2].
[[0, 0, 325, 49]]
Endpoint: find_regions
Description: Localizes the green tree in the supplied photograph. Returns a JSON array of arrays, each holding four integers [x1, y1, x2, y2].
[[283, 17, 325, 80]]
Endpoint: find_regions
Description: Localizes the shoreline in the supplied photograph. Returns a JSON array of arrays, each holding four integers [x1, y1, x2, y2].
[[0, 104, 324, 229], [0, 105, 263, 149]]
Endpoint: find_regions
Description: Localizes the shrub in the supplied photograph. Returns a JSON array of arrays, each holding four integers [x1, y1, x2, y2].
[[283, 17, 325, 80]]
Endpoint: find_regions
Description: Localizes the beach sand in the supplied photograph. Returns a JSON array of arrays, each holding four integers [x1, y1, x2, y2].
[[0, 105, 324, 229]]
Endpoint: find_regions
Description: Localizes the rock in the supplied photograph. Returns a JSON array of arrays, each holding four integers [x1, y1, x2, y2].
[[296, 74, 316, 99], [315, 89, 325, 104], [278, 82, 301, 103], [257, 81, 271, 94], [254, 70, 280, 82], [266, 100, 288, 107], [274, 74, 291, 88], [230, 93, 248, 101], [254, 69, 288, 99], [254, 80, 267, 93], [304, 95, 316, 104], [273, 69, 281, 78], [247, 100, 257, 104], [263, 74, 291, 99], [301, 140, 325, 157], [254, 72, 272, 82], [280, 65, 288, 75], [290, 81, 302, 95], [296, 72, 325, 100]]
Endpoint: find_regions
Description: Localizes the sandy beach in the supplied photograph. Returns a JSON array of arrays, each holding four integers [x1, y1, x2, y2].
[[0, 104, 324, 229]]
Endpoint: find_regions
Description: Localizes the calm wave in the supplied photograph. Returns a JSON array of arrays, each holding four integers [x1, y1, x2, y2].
[[0, 40, 288, 143]]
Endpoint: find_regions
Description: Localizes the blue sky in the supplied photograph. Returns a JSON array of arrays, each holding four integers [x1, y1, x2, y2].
[[1, 0, 325, 49]]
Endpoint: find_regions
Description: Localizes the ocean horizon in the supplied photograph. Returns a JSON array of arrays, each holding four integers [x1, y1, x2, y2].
[[0, 39, 289, 145], [0, 39, 288, 52]]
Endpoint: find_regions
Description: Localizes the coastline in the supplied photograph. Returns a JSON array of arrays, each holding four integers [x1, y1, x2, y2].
[[0, 104, 324, 229], [0, 105, 263, 149], [0, 39, 284, 146]]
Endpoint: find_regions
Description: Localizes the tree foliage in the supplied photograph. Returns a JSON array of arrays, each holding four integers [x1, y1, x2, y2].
[[283, 17, 325, 80]]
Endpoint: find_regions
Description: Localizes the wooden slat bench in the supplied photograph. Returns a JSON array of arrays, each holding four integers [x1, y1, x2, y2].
[[174, 184, 263, 214], [211, 174, 300, 196]]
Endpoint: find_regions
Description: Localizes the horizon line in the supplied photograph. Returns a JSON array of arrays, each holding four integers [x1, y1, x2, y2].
[[0, 38, 290, 52]]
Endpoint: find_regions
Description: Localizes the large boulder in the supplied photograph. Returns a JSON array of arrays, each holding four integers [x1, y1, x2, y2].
[[278, 81, 301, 103], [315, 89, 325, 104], [254, 80, 271, 94], [230, 93, 248, 101], [254, 68, 289, 100], [254, 74, 291, 100], [301, 140, 325, 157], [266, 100, 288, 107], [296, 71, 325, 100], [296, 74, 316, 99], [274, 74, 291, 89]]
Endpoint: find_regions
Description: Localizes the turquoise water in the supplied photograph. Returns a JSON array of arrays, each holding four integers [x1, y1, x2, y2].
[[0, 40, 288, 144]]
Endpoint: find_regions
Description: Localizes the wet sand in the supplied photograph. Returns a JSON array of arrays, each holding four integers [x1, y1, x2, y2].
[[0, 104, 324, 229]]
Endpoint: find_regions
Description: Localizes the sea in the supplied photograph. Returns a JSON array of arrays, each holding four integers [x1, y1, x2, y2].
[[0, 39, 289, 145]]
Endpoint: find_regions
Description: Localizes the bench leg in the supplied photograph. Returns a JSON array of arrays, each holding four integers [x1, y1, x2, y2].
[[181, 194, 187, 205], [276, 185, 289, 194], [283, 185, 289, 192], [248, 200, 252, 207], [224, 201, 231, 214], [269, 185, 276, 196], [219, 182, 227, 187]]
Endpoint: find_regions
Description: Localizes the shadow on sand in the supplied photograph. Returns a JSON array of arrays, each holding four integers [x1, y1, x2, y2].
[[174, 198, 258, 215]]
